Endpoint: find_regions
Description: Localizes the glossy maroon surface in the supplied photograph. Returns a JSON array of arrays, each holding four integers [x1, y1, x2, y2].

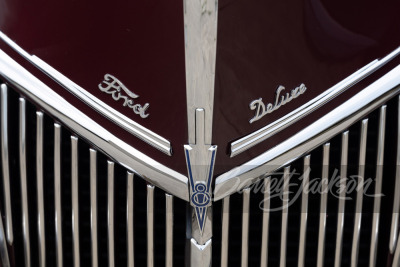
[[213, 0, 400, 175], [1, 0, 400, 176], [0, 0, 189, 173]]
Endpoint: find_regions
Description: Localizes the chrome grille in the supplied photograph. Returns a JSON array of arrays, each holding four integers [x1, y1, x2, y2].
[[1, 77, 400, 266], [213, 97, 400, 266], [0, 83, 187, 266]]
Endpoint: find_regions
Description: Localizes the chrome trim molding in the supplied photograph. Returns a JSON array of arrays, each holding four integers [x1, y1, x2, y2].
[[214, 63, 400, 200], [0, 31, 172, 156], [0, 48, 189, 201], [183, 0, 218, 252], [230, 47, 400, 157], [190, 238, 212, 267], [183, 0, 218, 145]]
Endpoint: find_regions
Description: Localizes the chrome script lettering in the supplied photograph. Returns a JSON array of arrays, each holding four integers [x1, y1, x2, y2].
[[249, 83, 307, 123], [99, 74, 149, 118]]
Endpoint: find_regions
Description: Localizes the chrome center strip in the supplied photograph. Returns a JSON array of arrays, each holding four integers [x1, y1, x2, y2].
[[230, 47, 400, 157], [215, 63, 400, 200], [0, 48, 189, 201], [184, 0, 218, 145], [183, 0, 218, 255], [0, 31, 172, 156]]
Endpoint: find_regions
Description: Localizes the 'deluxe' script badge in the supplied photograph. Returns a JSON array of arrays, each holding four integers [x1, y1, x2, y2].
[[98, 74, 150, 118], [249, 83, 307, 123]]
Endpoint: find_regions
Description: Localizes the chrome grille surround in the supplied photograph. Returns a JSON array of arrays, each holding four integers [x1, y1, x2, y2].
[[1, 33, 400, 267]]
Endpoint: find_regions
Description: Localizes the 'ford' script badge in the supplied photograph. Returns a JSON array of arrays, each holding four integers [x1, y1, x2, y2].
[[98, 74, 150, 118], [249, 83, 307, 123]]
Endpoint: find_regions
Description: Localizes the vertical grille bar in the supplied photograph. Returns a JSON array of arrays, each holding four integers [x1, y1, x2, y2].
[[369, 105, 387, 267], [36, 111, 45, 267], [298, 155, 310, 267], [280, 167, 290, 267], [1, 84, 13, 245], [221, 196, 230, 267], [19, 98, 31, 267], [107, 161, 115, 267], [0, 210, 10, 267], [241, 187, 250, 267], [392, 231, 400, 267], [260, 177, 271, 267], [334, 131, 349, 267], [71, 136, 80, 267], [351, 119, 368, 267], [147, 184, 155, 267], [126, 172, 134, 267], [317, 143, 330, 267], [165, 193, 173, 267], [90, 149, 98, 267], [54, 123, 63, 267], [390, 96, 400, 254]]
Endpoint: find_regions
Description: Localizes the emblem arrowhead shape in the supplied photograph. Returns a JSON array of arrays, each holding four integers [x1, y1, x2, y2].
[[184, 109, 217, 234]]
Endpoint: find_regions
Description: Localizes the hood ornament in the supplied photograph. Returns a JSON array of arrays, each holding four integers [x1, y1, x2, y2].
[[184, 109, 217, 233]]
